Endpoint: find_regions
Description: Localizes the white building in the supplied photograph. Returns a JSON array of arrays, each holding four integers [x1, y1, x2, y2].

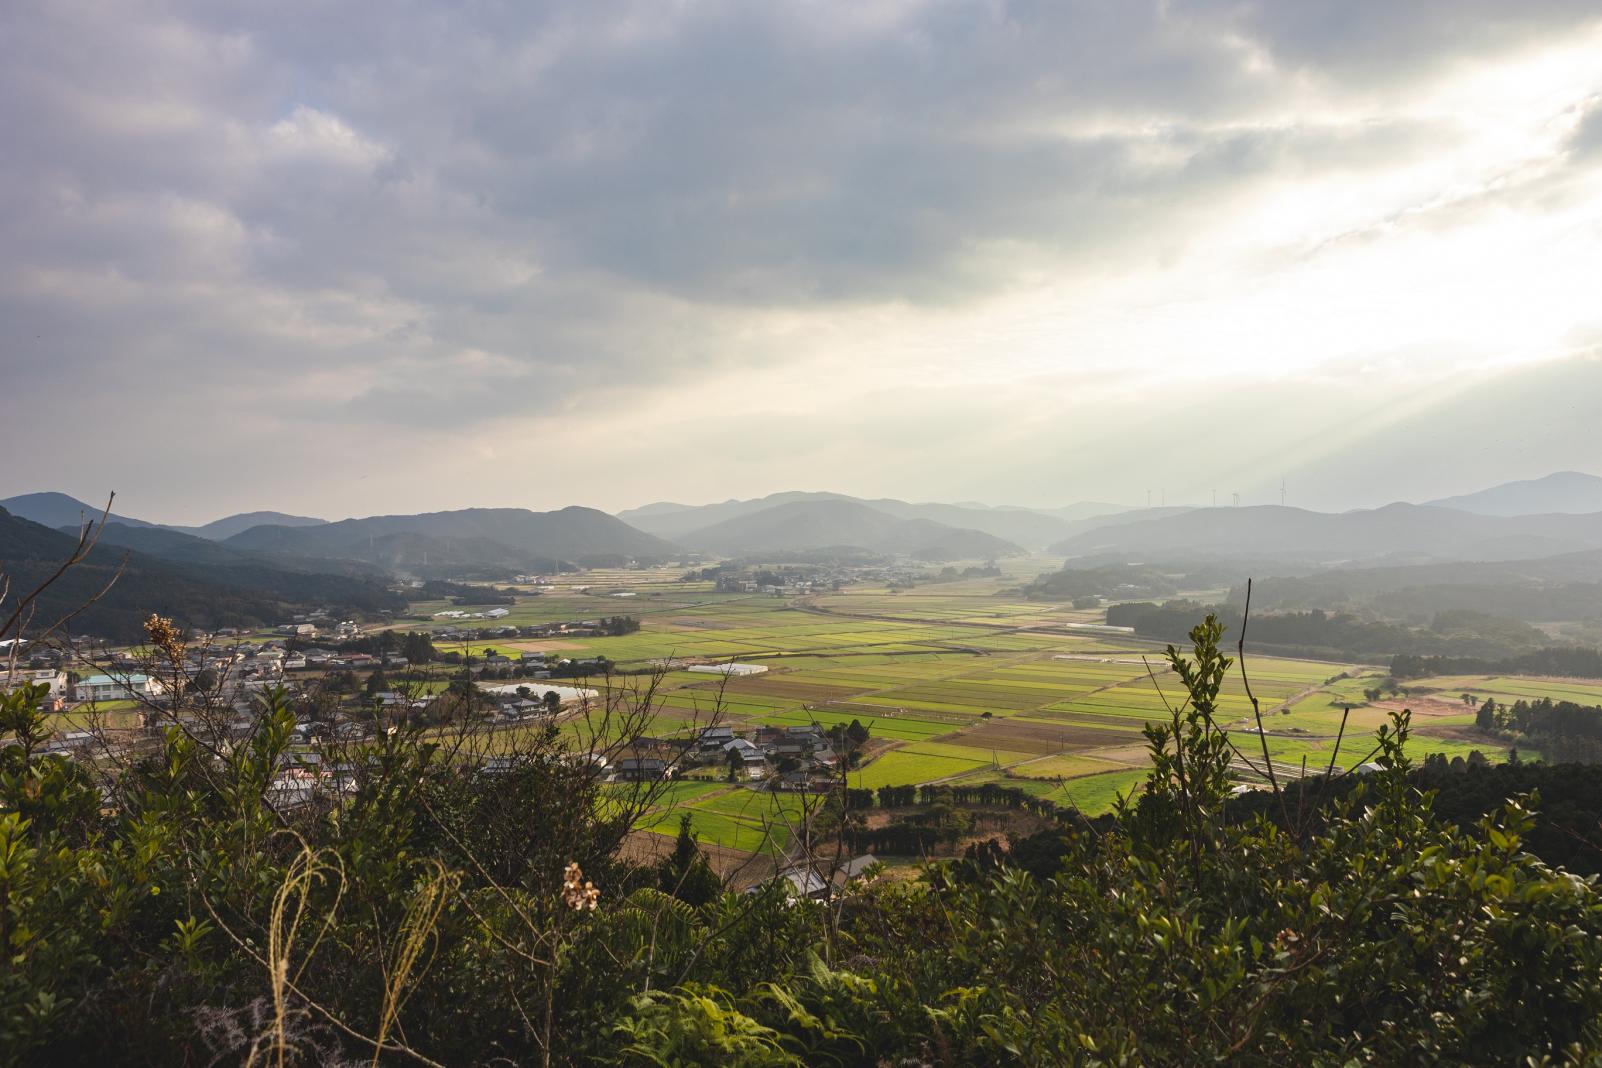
[[74, 674, 165, 704], [687, 663, 769, 677], [0, 668, 67, 697]]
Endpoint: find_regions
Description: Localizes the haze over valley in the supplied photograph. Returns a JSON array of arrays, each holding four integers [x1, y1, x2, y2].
[[11, 469, 1602, 652]]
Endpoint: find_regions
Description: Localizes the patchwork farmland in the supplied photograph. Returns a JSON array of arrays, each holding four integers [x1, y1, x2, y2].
[[415, 565, 1585, 854]]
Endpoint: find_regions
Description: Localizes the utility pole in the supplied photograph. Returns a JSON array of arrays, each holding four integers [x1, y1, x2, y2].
[[1280, 479, 1286, 507], [1232, 492, 1239, 507], [1212, 489, 1217, 508]]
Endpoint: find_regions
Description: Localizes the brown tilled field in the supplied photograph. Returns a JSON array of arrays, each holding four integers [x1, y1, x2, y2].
[[720, 677, 866, 701], [933, 718, 1133, 755]]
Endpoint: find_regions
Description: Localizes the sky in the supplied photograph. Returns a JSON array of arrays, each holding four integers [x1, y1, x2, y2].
[[4, 1, 1602, 524]]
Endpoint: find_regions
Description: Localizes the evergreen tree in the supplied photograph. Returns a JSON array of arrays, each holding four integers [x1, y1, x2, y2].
[[658, 813, 722, 906]]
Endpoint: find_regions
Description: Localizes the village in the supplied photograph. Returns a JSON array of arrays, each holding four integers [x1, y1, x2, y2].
[[0, 610, 858, 816]]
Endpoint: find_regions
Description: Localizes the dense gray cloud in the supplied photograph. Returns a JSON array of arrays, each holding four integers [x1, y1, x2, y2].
[[3, 1, 1601, 521]]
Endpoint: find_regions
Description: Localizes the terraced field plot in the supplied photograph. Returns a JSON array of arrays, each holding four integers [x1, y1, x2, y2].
[[1253, 730, 1501, 771], [1273, 694, 1400, 734], [634, 786, 817, 854], [1043, 657, 1342, 728], [999, 753, 1128, 780], [850, 749, 995, 790], [1416, 676, 1602, 706], [935, 716, 1138, 754], [638, 806, 784, 854], [1054, 768, 1150, 811], [949, 765, 1151, 810], [808, 657, 1157, 720], [901, 740, 1037, 765]]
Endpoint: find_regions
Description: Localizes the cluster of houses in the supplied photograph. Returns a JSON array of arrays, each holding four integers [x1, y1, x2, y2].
[[0, 634, 411, 714], [707, 562, 932, 596], [625, 722, 843, 788], [715, 575, 823, 595], [468, 651, 611, 677], [179, 642, 412, 705], [271, 619, 362, 641], [283, 645, 408, 672]]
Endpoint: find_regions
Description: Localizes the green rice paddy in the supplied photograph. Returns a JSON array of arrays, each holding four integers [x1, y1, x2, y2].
[[424, 564, 1589, 852]]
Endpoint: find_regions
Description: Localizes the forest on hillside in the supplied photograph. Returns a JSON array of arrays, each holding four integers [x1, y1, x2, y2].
[[0, 508, 404, 642], [1106, 599, 1563, 663]]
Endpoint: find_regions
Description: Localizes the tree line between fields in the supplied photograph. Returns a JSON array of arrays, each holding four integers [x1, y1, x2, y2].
[[1469, 694, 1602, 765], [8, 610, 1602, 1064], [1107, 599, 1598, 665]]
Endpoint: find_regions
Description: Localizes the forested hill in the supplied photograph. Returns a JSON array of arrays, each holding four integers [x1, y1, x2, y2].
[[1050, 502, 1602, 565], [0, 491, 156, 531], [1222, 551, 1602, 623], [676, 499, 1023, 559], [224, 506, 676, 569], [170, 510, 328, 540], [621, 491, 1112, 550], [0, 508, 403, 642], [1106, 599, 1560, 663]]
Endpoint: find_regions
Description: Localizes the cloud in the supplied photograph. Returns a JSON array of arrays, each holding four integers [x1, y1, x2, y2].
[[2, 1, 1602, 520], [1574, 99, 1602, 157]]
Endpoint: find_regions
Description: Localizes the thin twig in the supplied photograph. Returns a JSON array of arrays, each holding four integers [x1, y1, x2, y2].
[[1237, 580, 1289, 830]]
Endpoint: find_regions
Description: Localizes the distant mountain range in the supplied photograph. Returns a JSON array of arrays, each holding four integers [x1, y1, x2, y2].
[[620, 492, 1134, 550], [171, 511, 329, 541], [671, 499, 1022, 560], [1425, 471, 1602, 517], [1049, 503, 1602, 566], [7, 470, 1602, 604], [0, 495, 327, 542]]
